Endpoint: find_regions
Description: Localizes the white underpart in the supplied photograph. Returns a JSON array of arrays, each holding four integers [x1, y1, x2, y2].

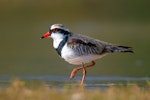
[[50, 30, 106, 65], [51, 33, 64, 48], [61, 44, 106, 65]]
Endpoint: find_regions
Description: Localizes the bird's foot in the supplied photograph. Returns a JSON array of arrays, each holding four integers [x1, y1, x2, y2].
[[70, 68, 78, 79]]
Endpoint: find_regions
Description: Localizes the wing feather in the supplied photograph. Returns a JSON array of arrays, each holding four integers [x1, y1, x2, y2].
[[67, 33, 107, 56]]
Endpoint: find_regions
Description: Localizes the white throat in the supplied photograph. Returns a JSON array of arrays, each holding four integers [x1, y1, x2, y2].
[[51, 33, 64, 49]]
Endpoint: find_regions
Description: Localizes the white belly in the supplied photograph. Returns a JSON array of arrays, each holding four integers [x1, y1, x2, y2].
[[61, 44, 106, 65]]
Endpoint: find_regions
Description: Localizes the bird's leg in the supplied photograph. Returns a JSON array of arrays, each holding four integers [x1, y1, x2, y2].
[[70, 67, 83, 79], [70, 61, 95, 79], [81, 63, 86, 86]]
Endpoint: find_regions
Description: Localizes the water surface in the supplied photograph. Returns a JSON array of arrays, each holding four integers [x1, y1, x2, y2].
[[0, 75, 149, 90]]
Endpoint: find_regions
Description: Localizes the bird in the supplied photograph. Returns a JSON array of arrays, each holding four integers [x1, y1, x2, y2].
[[40, 24, 133, 86]]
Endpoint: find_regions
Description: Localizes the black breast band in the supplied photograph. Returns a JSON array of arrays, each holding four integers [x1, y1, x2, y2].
[[56, 35, 68, 56]]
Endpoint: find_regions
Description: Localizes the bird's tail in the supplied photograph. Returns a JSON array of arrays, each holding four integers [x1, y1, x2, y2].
[[105, 45, 134, 53]]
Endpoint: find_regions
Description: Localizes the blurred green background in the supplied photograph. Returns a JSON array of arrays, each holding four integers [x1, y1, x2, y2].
[[0, 0, 149, 77]]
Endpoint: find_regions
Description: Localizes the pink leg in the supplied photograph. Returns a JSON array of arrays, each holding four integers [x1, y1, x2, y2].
[[70, 61, 95, 85], [81, 63, 86, 86]]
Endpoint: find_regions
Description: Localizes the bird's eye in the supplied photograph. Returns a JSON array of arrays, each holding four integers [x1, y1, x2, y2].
[[53, 28, 58, 33]]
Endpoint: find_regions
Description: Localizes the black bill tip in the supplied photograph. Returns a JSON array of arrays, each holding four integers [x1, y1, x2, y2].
[[40, 36, 44, 39]]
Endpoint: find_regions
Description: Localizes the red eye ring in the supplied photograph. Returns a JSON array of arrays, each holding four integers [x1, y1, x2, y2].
[[53, 28, 58, 33]]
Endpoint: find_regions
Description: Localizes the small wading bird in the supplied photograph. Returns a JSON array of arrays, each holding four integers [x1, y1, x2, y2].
[[41, 24, 133, 86]]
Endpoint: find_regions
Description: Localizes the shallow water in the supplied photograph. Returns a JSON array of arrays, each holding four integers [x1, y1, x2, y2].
[[0, 75, 149, 89]]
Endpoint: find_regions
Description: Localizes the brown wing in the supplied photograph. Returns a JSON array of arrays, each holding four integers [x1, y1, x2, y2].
[[67, 33, 107, 56]]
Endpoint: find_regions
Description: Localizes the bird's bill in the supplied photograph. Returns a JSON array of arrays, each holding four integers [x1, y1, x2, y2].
[[40, 32, 51, 39]]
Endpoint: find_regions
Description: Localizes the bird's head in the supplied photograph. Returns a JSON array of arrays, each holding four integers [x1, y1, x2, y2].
[[40, 24, 70, 40]]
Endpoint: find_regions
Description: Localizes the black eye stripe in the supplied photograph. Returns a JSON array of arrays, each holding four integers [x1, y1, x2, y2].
[[50, 28, 58, 33], [53, 28, 58, 32], [49, 28, 71, 36], [50, 28, 66, 33]]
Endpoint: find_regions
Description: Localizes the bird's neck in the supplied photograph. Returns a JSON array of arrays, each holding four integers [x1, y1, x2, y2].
[[53, 38, 64, 49], [52, 33, 64, 48], [55, 35, 68, 56], [52, 32, 70, 49], [51, 31, 71, 49]]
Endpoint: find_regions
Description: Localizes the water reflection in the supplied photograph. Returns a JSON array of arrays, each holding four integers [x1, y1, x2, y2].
[[0, 75, 149, 89]]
